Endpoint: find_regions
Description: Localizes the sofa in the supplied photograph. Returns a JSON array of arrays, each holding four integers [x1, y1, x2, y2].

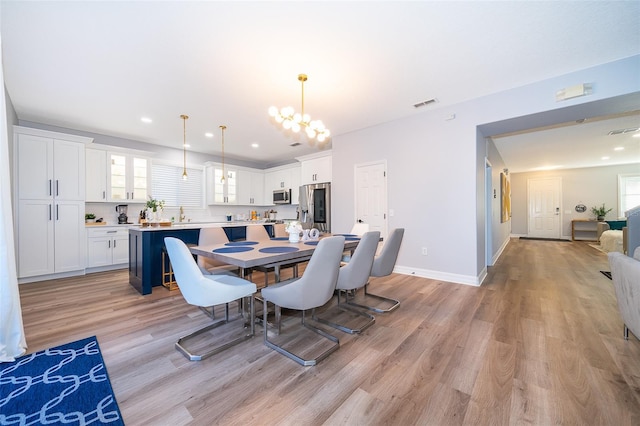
[[608, 247, 640, 340]]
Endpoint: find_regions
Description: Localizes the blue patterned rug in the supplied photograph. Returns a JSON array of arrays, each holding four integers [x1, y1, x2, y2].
[[0, 336, 123, 425]]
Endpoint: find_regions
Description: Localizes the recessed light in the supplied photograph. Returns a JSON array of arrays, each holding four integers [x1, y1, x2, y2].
[[251, 143, 259, 148], [183, 144, 190, 148], [614, 146, 624, 151], [633, 132, 640, 138], [141, 117, 152, 123], [205, 132, 214, 138], [601, 156, 610, 160]]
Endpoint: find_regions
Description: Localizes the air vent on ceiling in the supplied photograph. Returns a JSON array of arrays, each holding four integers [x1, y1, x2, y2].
[[608, 127, 640, 135], [290, 142, 301, 147], [413, 98, 437, 108]]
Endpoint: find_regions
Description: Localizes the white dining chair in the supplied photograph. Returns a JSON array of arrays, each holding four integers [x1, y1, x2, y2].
[[261, 235, 345, 366], [315, 231, 380, 334], [247, 224, 298, 287], [197, 227, 238, 275], [164, 237, 257, 361], [347, 228, 404, 313]]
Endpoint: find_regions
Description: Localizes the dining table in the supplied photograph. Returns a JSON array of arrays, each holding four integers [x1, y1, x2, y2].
[[189, 234, 362, 283]]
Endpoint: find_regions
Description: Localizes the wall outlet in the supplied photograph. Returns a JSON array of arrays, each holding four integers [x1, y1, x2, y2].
[[421, 247, 428, 255]]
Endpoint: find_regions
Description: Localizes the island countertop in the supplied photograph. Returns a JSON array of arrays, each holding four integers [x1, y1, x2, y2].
[[131, 221, 280, 231]]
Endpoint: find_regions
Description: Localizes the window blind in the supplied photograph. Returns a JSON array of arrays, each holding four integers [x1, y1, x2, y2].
[[619, 173, 640, 216], [151, 164, 203, 208]]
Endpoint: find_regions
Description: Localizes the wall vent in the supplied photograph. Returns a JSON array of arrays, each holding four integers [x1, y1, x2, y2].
[[413, 98, 437, 108], [608, 127, 640, 135], [290, 142, 301, 147]]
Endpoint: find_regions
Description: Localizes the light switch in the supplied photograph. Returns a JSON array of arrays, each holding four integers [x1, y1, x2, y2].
[[389, 209, 394, 217]]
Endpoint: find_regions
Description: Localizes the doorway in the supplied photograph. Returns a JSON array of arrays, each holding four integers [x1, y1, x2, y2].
[[527, 177, 562, 238], [485, 159, 493, 266], [354, 161, 387, 239]]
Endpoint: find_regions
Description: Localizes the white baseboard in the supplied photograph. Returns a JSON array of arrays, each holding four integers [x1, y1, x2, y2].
[[393, 265, 482, 287]]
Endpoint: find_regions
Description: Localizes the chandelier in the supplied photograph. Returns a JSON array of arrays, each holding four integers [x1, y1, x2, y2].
[[268, 74, 330, 142], [180, 114, 188, 180]]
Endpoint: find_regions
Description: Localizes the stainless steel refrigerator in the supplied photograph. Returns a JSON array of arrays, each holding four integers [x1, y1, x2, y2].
[[298, 182, 331, 233]]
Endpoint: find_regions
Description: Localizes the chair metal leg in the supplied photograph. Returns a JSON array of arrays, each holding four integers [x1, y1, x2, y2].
[[313, 290, 376, 334], [624, 324, 629, 340], [263, 302, 340, 366], [346, 283, 400, 313], [176, 296, 254, 361]]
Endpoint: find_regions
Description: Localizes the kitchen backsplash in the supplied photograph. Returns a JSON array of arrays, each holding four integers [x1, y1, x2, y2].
[[85, 203, 299, 225]]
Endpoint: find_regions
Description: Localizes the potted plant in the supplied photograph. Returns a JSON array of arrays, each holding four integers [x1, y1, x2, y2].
[[591, 203, 612, 221], [146, 197, 165, 221], [85, 213, 96, 223]]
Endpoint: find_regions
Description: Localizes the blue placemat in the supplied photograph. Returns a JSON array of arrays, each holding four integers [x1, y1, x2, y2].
[[259, 246, 300, 253], [270, 237, 289, 241], [213, 246, 255, 253], [345, 237, 361, 241], [335, 234, 357, 237], [304, 241, 319, 246], [225, 241, 259, 246]]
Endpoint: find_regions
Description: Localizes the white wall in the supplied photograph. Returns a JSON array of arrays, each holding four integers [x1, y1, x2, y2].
[[510, 163, 639, 238], [332, 55, 640, 286]]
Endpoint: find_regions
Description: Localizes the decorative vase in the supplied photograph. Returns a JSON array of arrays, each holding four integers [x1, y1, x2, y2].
[[597, 215, 605, 221], [288, 231, 300, 243]]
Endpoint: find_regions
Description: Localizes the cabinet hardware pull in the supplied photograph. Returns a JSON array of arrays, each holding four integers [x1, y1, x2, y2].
[[49, 204, 52, 221], [56, 180, 59, 196], [113, 240, 117, 248], [108, 240, 111, 248], [56, 204, 59, 220], [103, 191, 106, 199], [49, 180, 52, 196]]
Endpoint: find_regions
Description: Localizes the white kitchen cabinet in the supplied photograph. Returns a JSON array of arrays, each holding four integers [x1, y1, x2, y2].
[[87, 227, 129, 268], [14, 126, 90, 280], [18, 200, 85, 276], [237, 169, 264, 205], [108, 152, 150, 202], [264, 163, 301, 205], [205, 163, 238, 205], [85, 148, 108, 202], [299, 154, 332, 185], [17, 133, 85, 201]]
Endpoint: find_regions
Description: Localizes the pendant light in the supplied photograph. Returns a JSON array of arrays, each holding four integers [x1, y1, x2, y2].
[[219, 125, 226, 183], [180, 114, 189, 180]]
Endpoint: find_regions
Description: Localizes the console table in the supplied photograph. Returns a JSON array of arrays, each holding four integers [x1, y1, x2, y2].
[[571, 219, 598, 241]]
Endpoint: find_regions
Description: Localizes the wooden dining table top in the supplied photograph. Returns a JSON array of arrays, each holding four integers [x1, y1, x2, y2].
[[189, 234, 360, 270]]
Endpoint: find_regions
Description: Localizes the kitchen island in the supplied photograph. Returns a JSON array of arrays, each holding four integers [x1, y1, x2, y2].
[[128, 222, 275, 295]]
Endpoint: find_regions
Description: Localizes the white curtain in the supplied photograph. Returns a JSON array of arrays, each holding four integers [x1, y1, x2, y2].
[[0, 31, 27, 362]]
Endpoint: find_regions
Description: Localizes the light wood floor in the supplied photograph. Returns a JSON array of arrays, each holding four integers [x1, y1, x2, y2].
[[17, 239, 640, 425]]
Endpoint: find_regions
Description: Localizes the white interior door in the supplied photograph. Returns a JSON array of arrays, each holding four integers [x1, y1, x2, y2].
[[355, 161, 387, 238], [527, 177, 561, 238]]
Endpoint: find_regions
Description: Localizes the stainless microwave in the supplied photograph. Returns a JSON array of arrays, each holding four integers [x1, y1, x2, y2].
[[273, 188, 291, 204]]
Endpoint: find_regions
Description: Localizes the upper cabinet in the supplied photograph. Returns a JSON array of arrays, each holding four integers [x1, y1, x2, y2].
[[205, 163, 238, 205], [298, 152, 332, 185], [85, 148, 107, 202], [237, 169, 264, 205], [108, 152, 150, 203], [17, 132, 86, 201]]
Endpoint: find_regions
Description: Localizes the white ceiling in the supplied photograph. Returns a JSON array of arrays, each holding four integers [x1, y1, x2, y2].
[[1, 1, 639, 169]]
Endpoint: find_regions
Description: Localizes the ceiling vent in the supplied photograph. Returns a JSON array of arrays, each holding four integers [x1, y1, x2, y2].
[[290, 142, 301, 147], [608, 127, 640, 135], [413, 98, 437, 108]]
